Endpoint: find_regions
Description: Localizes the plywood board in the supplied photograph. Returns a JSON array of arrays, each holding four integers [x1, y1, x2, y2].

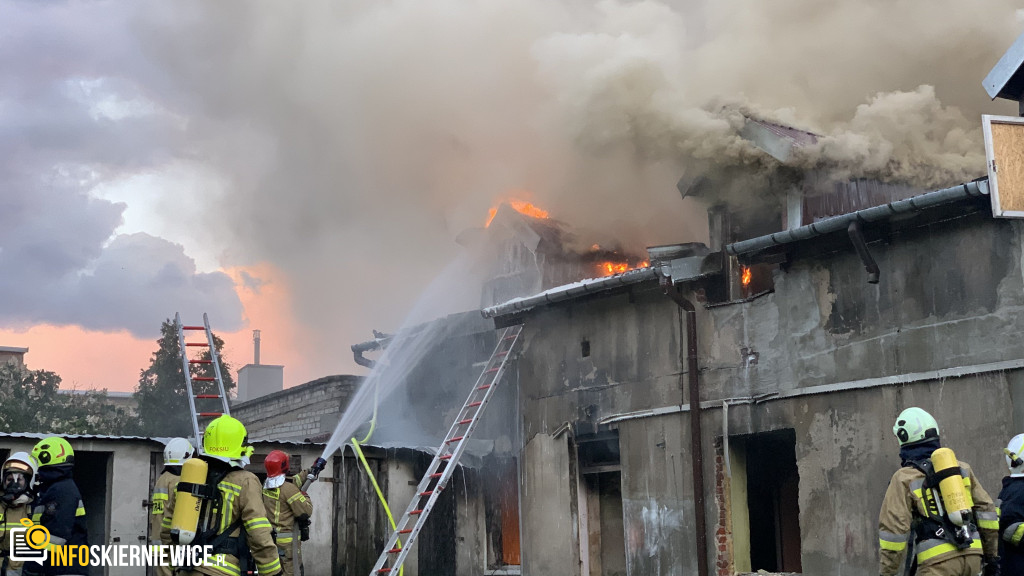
[[985, 115, 1024, 217]]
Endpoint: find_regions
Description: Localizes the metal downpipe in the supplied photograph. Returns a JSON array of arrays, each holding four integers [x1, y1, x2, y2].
[[665, 286, 709, 576]]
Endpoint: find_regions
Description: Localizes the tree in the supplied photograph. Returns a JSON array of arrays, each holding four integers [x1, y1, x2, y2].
[[0, 363, 64, 433], [134, 319, 235, 437], [0, 363, 139, 435]]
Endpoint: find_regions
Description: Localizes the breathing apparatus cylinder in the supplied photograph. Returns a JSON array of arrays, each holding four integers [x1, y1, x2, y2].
[[171, 457, 209, 544], [930, 447, 970, 526]]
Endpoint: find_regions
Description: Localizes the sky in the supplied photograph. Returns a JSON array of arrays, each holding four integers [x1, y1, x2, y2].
[[1, 0, 1022, 393]]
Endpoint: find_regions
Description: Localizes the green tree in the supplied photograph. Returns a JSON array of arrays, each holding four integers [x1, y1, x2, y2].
[[0, 363, 64, 433], [0, 363, 139, 435], [134, 319, 235, 437]]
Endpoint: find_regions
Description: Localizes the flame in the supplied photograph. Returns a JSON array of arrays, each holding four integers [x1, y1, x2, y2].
[[741, 266, 752, 287], [485, 199, 551, 227], [597, 260, 649, 277]]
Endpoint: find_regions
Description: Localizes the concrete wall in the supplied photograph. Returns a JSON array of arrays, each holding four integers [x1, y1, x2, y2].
[[233, 375, 359, 442], [237, 364, 284, 402], [510, 210, 1024, 575]]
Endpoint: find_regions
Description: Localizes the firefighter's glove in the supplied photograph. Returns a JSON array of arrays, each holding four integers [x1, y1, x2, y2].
[[984, 556, 1001, 576], [297, 514, 311, 542]]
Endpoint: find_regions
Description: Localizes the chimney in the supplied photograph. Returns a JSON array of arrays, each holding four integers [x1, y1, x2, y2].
[[253, 330, 261, 365]]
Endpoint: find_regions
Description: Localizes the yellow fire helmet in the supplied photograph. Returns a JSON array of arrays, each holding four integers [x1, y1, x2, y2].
[[203, 415, 249, 462], [31, 437, 74, 467]]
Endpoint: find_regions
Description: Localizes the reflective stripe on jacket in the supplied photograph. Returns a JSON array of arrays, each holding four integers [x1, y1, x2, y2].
[[879, 460, 998, 576], [150, 470, 179, 544]]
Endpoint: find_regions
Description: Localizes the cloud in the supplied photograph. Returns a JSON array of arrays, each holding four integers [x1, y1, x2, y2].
[[4, 0, 1022, 374], [0, 1, 242, 338]]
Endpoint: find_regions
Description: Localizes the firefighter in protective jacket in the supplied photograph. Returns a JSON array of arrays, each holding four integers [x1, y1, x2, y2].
[[262, 451, 313, 576], [161, 416, 282, 576], [24, 437, 88, 576], [0, 452, 37, 576], [997, 433, 1024, 575], [150, 437, 193, 576], [878, 407, 1000, 576]]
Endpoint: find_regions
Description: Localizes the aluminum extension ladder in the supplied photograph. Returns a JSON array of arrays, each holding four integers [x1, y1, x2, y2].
[[369, 324, 523, 575], [175, 312, 231, 454]]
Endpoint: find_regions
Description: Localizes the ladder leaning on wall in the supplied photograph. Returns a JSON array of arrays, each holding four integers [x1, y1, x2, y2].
[[369, 324, 523, 575], [175, 312, 232, 454]]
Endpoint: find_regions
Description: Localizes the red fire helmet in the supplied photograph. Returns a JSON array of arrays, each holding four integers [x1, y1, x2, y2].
[[264, 450, 290, 478]]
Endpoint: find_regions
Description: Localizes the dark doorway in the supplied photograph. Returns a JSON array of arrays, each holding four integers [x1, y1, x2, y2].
[[744, 429, 802, 573], [73, 451, 112, 576], [577, 432, 626, 576]]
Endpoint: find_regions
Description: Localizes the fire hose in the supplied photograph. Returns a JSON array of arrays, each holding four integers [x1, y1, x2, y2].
[[300, 365, 404, 575]]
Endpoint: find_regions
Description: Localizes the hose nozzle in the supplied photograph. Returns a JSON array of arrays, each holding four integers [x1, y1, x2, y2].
[[300, 457, 328, 493]]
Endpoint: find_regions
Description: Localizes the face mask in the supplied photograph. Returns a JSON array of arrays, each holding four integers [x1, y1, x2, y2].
[[2, 470, 29, 502]]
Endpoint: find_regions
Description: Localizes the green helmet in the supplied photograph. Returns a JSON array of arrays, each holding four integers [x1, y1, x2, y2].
[[31, 437, 74, 467], [203, 415, 249, 462], [893, 407, 939, 446]]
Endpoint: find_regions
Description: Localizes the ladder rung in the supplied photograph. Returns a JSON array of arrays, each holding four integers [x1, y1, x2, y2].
[[199, 412, 222, 417], [399, 529, 413, 534], [193, 377, 216, 381], [182, 326, 206, 330], [477, 384, 491, 390], [496, 351, 509, 357], [439, 454, 452, 460], [430, 473, 443, 479], [503, 334, 518, 341], [457, 419, 473, 425], [418, 491, 433, 496], [409, 509, 424, 515], [185, 343, 209, 347], [467, 401, 482, 407], [195, 394, 221, 399], [484, 367, 499, 373], [378, 569, 393, 574], [387, 548, 402, 554], [189, 359, 213, 364], [447, 436, 464, 443]]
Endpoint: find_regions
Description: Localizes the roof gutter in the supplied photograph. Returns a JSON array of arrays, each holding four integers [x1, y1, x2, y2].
[[725, 179, 989, 257], [480, 267, 659, 319]]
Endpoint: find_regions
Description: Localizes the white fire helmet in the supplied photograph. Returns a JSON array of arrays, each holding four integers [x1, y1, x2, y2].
[[1006, 433, 1024, 474], [164, 437, 195, 466]]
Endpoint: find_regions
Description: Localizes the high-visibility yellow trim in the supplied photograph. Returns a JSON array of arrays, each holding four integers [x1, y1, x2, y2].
[[244, 517, 271, 531], [979, 519, 1000, 530], [918, 542, 957, 562], [257, 556, 282, 574], [286, 492, 306, 505], [278, 536, 294, 544], [1014, 524, 1024, 546], [151, 493, 169, 500], [75, 506, 86, 517], [880, 539, 907, 551], [203, 555, 241, 576]]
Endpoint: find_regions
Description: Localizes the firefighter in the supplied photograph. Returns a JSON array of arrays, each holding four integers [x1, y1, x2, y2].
[[0, 452, 37, 576], [24, 436, 88, 576], [150, 437, 193, 576], [161, 415, 281, 576], [878, 407, 1000, 576], [998, 433, 1024, 574], [262, 451, 312, 576]]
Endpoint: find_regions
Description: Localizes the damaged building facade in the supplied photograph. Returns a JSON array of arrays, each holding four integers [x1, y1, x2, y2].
[[483, 171, 1018, 576]]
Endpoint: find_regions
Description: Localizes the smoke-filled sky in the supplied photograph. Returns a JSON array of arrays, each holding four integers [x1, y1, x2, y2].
[[1, 0, 1021, 392]]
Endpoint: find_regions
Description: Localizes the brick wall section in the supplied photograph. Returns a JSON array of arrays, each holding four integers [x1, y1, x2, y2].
[[231, 374, 361, 442], [714, 441, 733, 576]]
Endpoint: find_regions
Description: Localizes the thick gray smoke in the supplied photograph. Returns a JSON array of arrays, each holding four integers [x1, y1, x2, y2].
[[5, 0, 1022, 373]]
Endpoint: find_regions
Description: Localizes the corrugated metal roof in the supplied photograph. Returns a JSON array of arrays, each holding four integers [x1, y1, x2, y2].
[[0, 432, 324, 447]]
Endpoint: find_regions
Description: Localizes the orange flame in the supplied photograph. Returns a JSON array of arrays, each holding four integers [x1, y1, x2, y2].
[[485, 200, 551, 227], [597, 260, 649, 277], [741, 266, 752, 287]]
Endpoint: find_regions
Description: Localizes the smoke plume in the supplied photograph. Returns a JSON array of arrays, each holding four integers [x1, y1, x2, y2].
[[5, 0, 1022, 374]]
